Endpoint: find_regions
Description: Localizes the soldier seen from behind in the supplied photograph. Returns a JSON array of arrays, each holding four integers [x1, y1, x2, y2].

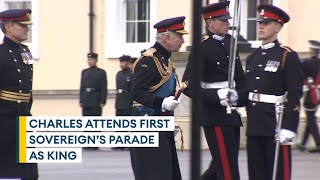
[[0, 9, 38, 180], [297, 40, 320, 153], [80, 53, 107, 150], [245, 4, 304, 180]]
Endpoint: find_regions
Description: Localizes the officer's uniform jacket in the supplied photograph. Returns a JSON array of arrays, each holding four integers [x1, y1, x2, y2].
[[182, 32, 246, 127], [131, 42, 177, 116], [0, 36, 38, 178], [302, 57, 320, 109], [246, 40, 304, 136], [115, 68, 132, 110], [80, 67, 107, 107]]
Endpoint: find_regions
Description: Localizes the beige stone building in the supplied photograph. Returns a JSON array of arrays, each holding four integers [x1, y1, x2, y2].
[[2, 0, 320, 149]]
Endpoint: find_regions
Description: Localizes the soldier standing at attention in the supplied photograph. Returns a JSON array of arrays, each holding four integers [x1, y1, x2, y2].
[[80, 53, 107, 150], [245, 4, 304, 180], [182, 2, 247, 180], [112, 55, 132, 150], [0, 9, 38, 180], [130, 16, 188, 180], [297, 40, 320, 153]]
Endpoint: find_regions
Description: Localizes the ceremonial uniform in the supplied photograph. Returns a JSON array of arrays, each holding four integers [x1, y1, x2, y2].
[[80, 53, 107, 116], [130, 16, 188, 180], [245, 5, 304, 180], [298, 40, 320, 152], [115, 55, 133, 116], [0, 9, 38, 179], [182, 2, 246, 179]]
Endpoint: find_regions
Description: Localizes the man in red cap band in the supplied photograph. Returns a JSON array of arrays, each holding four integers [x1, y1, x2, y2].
[[130, 16, 188, 180], [182, 1, 246, 180], [297, 40, 320, 153], [245, 4, 303, 180], [0, 9, 38, 180]]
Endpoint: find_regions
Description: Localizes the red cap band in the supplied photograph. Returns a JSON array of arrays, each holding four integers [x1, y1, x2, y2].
[[157, 22, 184, 33], [202, 8, 228, 19], [260, 11, 285, 23]]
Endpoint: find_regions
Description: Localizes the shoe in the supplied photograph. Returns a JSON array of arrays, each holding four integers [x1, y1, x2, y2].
[[308, 145, 320, 153], [296, 144, 306, 152]]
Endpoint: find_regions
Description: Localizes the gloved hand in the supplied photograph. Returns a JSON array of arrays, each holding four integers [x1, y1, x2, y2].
[[217, 88, 229, 106], [162, 96, 180, 112], [303, 85, 309, 92], [228, 88, 238, 104], [279, 129, 296, 145]]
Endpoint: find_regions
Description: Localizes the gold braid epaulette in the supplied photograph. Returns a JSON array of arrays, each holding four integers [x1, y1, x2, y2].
[[280, 45, 292, 69], [280, 45, 292, 52], [201, 35, 209, 43]]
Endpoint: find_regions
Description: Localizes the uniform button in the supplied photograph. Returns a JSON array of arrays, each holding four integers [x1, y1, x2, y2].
[[258, 64, 262, 67], [246, 70, 250, 73], [254, 89, 258, 92], [227, 56, 229, 58], [217, 62, 220, 65], [17, 69, 21, 72], [31, 68, 33, 71], [9, 50, 12, 53], [14, 59, 17, 62], [256, 77, 260, 80], [17, 100, 21, 103], [222, 43, 224, 45], [19, 80, 22, 83], [262, 52, 266, 55], [19, 90, 22, 93], [252, 102, 256, 106]]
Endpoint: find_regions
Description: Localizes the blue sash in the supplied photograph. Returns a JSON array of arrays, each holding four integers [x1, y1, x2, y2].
[[136, 72, 175, 116]]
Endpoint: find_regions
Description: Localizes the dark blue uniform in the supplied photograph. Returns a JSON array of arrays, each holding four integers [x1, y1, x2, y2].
[[130, 42, 181, 180], [0, 36, 38, 179], [300, 57, 320, 149], [245, 40, 303, 180], [79, 67, 107, 116], [182, 32, 246, 180]]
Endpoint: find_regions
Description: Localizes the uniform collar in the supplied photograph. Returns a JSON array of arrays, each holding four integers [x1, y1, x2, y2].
[[261, 40, 279, 50], [3, 36, 20, 49], [153, 42, 171, 59], [212, 34, 224, 41]]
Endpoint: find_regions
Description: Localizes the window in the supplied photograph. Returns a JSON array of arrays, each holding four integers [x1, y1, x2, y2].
[[0, 0, 39, 58], [106, 0, 156, 58], [126, 0, 150, 43]]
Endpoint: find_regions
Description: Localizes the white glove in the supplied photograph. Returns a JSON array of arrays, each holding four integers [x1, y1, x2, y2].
[[162, 96, 180, 112], [279, 129, 296, 145], [228, 89, 238, 104], [303, 85, 309, 92], [217, 88, 228, 100]]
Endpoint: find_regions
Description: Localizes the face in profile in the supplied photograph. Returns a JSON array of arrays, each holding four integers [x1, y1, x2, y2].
[[208, 18, 230, 36], [166, 32, 185, 52]]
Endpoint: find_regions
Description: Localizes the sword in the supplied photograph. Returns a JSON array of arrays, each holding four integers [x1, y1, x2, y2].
[[226, 0, 241, 114]]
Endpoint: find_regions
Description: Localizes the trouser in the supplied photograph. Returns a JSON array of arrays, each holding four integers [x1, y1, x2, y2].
[[202, 126, 240, 180], [247, 136, 292, 180], [130, 131, 182, 180], [301, 110, 320, 146], [116, 109, 132, 116], [82, 107, 102, 116]]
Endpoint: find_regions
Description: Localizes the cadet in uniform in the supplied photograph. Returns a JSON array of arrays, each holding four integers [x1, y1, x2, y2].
[[80, 53, 107, 150], [245, 5, 304, 180], [130, 16, 188, 180], [297, 40, 320, 153], [113, 55, 132, 150], [0, 9, 38, 180], [115, 55, 133, 116], [182, 2, 246, 179]]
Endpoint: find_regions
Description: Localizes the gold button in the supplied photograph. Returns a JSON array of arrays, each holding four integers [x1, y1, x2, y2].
[[17, 100, 21, 103]]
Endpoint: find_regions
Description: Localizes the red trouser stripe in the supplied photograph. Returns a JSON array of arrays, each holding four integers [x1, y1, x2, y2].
[[282, 145, 290, 180], [214, 127, 231, 180]]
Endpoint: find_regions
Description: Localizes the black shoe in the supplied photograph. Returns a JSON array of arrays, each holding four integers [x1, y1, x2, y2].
[[308, 145, 320, 153], [296, 144, 306, 152]]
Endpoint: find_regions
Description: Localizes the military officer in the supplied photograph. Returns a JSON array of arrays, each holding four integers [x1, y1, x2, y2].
[[0, 9, 38, 180], [297, 40, 320, 153], [182, 2, 246, 180], [80, 53, 107, 150], [245, 5, 304, 180], [130, 16, 188, 180]]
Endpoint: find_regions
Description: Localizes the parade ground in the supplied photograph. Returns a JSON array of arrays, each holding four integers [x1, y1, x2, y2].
[[37, 149, 319, 180]]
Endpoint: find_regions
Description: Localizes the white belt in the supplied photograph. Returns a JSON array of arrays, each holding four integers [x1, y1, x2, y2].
[[201, 81, 235, 89], [248, 92, 286, 104]]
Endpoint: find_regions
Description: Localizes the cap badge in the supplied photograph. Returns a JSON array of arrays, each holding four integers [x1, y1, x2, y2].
[[260, 9, 265, 15]]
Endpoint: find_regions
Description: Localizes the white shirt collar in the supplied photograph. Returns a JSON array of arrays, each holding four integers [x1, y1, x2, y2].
[[212, 34, 224, 41], [261, 42, 275, 50]]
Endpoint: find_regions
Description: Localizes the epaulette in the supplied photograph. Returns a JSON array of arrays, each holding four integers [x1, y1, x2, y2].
[[280, 45, 292, 52], [201, 35, 209, 43], [142, 48, 157, 57]]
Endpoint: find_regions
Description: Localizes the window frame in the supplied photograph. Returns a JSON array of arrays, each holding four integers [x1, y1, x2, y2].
[[0, 0, 39, 59], [105, 0, 156, 58]]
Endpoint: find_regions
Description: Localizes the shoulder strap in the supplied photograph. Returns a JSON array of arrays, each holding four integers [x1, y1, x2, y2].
[[280, 45, 292, 70]]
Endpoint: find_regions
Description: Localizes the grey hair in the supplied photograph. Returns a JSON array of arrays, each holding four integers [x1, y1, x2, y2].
[[155, 31, 176, 42]]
